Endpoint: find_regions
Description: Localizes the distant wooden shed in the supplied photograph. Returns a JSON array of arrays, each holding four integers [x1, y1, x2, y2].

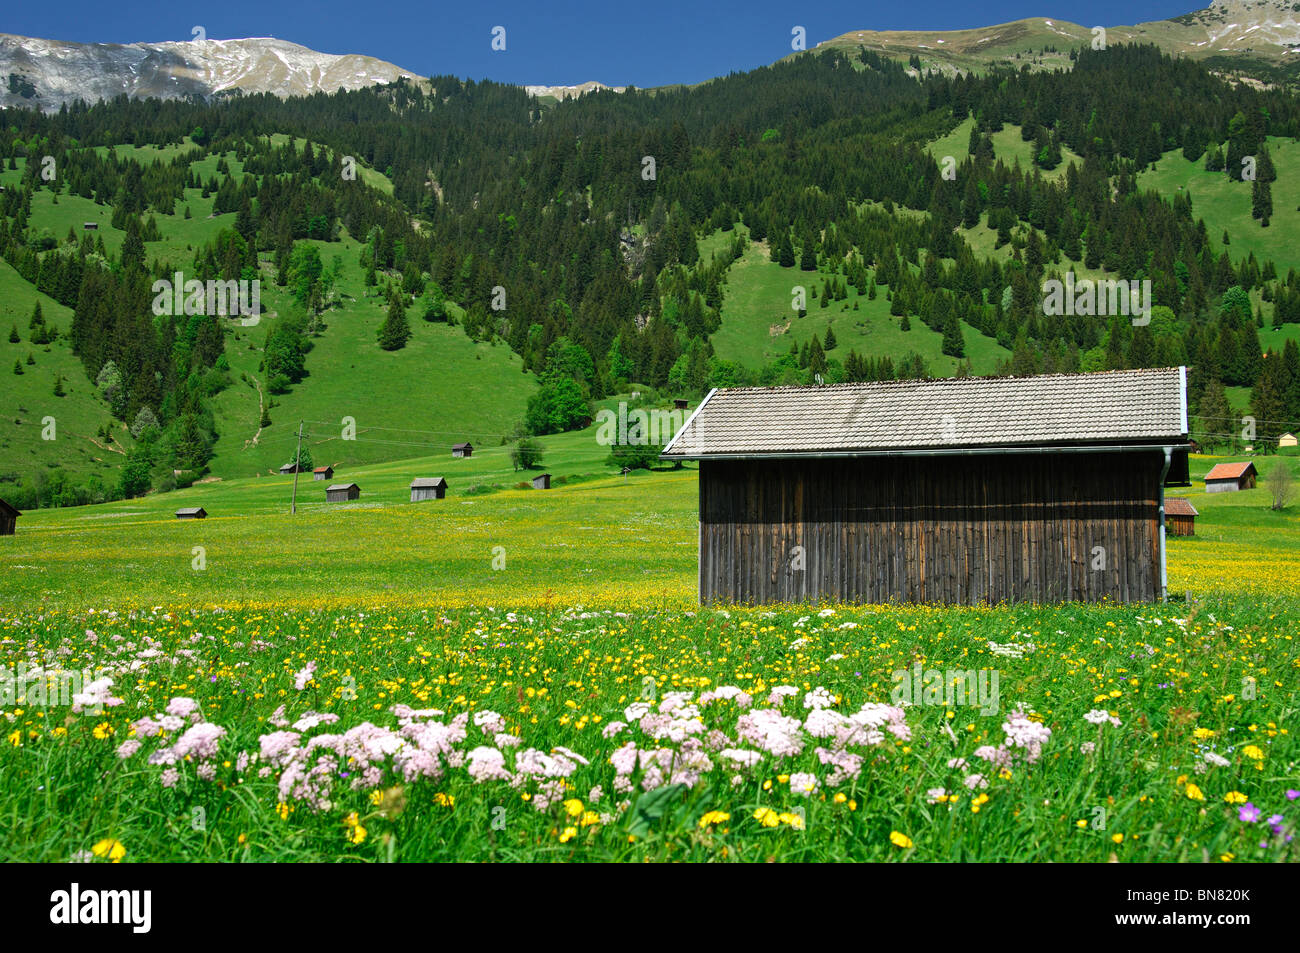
[[83, 222, 98, 231], [452, 442, 474, 458], [313, 466, 334, 480], [175, 507, 207, 520], [1280, 432, 1298, 449], [0, 499, 20, 536], [1204, 462, 1256, 493], [326, 483, 360, 502], [662, 367, 1192, 605], [674, 398, 690, 410], [410, 477, 447, 501], [531, 473, 551, 490], [1164, 497, 1197, 536], [280, 461, 307, 474]]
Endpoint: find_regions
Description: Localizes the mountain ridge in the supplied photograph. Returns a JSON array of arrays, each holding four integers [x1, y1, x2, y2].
[[6, 2, 1300, 113]]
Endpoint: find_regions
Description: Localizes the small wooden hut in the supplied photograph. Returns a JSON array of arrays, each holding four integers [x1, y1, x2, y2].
[[326, 483, 360, 502], [175, 507, 207, 520], [1164, 497, 1197, 536], [531, 473, 551, 490], [0, 499, 20, 536], [1204, 462, 1257, 493], [452, 442, 474, 458], [410, 477, 448, 501]]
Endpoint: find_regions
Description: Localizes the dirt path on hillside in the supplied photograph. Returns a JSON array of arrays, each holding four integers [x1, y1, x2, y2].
[[85, 434, 126, 456], [241, 377, 265, 451]]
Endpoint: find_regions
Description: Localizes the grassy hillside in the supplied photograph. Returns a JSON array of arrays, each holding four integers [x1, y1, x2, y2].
[[1138, 135, 1300, 275], [0, 146, 537, 485], [707, 226, 1009, 374], [926, 118, 1085, 182]]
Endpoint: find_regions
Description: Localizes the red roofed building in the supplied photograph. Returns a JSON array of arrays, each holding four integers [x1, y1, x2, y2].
[[1204, 462, 1256, 493], [1164, 497, 1198, 536]]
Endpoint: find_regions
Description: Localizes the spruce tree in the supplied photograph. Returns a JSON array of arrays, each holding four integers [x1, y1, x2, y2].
[[378, 292, 412, 351]]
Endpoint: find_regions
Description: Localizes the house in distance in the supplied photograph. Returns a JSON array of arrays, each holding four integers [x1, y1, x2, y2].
[[325, 483, 360, 502], [451, 442, 474, 458], [662, 367, 1192, 606], [1204, 462, 1257, 493], [1164, 497, 1198, 536], [532, 473, 551, 490], [279, 461, 307, 475], [0, 499, 20, 536], [175, 507, 207, 520], [410, 477, 447, 501], [313, 466, 334, 481], [1279, 432, 1298, 450]]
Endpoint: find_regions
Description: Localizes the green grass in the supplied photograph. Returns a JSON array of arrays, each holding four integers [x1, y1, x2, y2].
[[0, 258, 132, 483], [0, 450, 1297, 862], [926, 118, 1084, 181], [1138, 136, 1300, 275], [708, 229, 1009, 374]]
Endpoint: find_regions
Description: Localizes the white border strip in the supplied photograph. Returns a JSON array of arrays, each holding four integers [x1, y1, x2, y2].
[[661, 388, 717, 456], [1179, 365, 1189, 436]]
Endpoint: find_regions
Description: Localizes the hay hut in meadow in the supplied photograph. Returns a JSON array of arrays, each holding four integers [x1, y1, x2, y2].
[[452, 442, 474, 458], [662, 367, 1192, 605], [410, 477, 447, 501], [1204, 462, 1256, 493], [175, 507, 207, 520], [313, 466, 334, 480], [531, 473, 551, 490], [326, 483, 360, 502], [1164, 497, 1197, 536], [0, 499, 20, 536]]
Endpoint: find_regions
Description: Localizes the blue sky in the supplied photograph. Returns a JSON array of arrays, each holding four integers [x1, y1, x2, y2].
[[5, 0, 1197, 88]]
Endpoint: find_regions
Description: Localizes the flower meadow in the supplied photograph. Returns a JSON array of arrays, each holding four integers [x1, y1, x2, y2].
[[2, 598, 1296, 861]]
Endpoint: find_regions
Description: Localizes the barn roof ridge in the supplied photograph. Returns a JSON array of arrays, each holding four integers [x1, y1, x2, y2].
[[698, 366, 1187, 396], [663, 367, 1188, 458]]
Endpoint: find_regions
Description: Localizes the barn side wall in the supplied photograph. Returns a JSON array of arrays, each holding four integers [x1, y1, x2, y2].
[[698, 452, 1163, 605]]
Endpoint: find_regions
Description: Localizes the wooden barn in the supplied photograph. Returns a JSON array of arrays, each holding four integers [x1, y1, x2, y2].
[[175, 507, 207, 520], [1163, 497, 1197, 536], [410, 477, 447, 501], [661, 367, 1192, 605], [279, 461, 307, 475], [1280, 432, 1298, 449], [325, 483, 360, 502], [1204, 462, 1257, 493], [531, 473, 551, 490], [313, 466, 334, 481], [674, 398, 690, 410], [452, 442, 474, 458], [83, 222, 98, 231], [0, 499, 20, 536]]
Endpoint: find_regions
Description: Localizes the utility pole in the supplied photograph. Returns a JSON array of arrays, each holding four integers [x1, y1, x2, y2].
[[290, 421, 303, 514]]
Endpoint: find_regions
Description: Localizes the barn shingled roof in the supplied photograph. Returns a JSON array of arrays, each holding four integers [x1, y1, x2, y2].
[[1204, 462, 1256, 481], [1164, 497, 1198, 517], [410, 477, 447, 488], [662, 368, 1188, 458]]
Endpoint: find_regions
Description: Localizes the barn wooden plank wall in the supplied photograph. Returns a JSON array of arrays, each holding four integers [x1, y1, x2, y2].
[[698, 452, 1163, 605]]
